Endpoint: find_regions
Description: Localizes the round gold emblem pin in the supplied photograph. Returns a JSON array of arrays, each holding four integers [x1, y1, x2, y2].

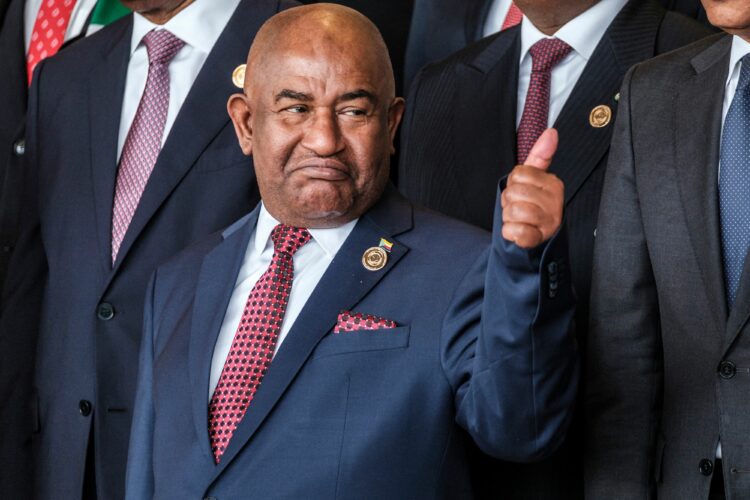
[[232, 64, 246, 89], [362, 247, 388, 271], [589, 105, 612, 128]]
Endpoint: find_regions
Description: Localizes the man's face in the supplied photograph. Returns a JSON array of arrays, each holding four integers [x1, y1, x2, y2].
[[229, 40, 404, 228], [702, 0, 750, 38]]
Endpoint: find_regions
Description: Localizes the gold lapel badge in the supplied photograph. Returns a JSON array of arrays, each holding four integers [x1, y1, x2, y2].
[[232, 64, 246, 89], [589, 104, 612, 128], [362, 247, 388, 271]]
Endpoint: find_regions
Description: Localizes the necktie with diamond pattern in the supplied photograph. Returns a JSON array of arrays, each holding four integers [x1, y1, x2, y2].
[[110, 29, 185, 263], [26, 0, 77, 84], [516, 38, 572, 164], [208, 224, 311, 463]]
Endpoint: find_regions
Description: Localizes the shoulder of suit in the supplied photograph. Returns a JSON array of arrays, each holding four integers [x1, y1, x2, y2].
[[416, 28, 514, 80], [41, 13, 133, 74], [656, 10, 718, 54], [632, 31, 727, 83]]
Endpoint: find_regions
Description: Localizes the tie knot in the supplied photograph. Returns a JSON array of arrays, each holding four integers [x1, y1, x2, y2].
[[271, 224, 311, 256], [529, 38, 572, 73], [737, 53, 750, 92], [143, 29, 185, 66]]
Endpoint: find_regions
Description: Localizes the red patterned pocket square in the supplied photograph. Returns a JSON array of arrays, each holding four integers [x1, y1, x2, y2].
[[333, 310, 397, 333]]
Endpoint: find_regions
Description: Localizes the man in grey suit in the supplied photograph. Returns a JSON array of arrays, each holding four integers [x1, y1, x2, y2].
[[586, 1, 750, 498]]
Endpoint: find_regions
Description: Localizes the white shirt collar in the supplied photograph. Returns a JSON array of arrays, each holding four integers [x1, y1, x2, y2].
[[130, 0, 241, 56], [255, 204, 358, 259], [726, 35, 750, 88], [519, 0, 628, 64]]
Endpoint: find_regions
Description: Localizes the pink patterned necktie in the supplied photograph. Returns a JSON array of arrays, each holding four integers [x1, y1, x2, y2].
[[516, 38, 572, 164], [501, 2, 523, 31], [110, 29, 185, 263], [208, 224, 312, 463]]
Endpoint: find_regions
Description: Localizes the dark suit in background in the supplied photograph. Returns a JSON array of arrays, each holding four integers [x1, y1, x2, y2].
[[0, 0, 296, 497], [300, 0, 413, 96], [586, 32, 749, 499], [398, 0, 711, 498], [404, 0, 713, 94], [0, 0, 31, 301]]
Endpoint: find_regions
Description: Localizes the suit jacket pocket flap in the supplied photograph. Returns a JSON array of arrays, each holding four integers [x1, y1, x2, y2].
[[313, 325, 410, 359]]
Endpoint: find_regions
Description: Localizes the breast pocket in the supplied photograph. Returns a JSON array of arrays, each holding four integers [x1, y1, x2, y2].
[[313, 326, 411, 359]]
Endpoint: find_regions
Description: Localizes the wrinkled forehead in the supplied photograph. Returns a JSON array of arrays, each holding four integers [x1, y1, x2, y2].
[[249, 43, 387, 102]]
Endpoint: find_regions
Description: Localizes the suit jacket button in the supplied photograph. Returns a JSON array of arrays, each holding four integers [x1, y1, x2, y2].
[[97, 303, 115, 321], [12, 139, 25, 157], [547, 261, 558, 274], [79, 400, 92, 417], [719, 361, 736, 379], [699, 458, 714, 476]]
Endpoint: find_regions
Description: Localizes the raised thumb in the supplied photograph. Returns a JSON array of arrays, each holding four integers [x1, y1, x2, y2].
[[525, 128, 558, 171]]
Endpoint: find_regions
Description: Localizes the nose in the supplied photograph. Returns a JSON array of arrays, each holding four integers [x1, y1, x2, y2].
[[301, 109, 344, 157]]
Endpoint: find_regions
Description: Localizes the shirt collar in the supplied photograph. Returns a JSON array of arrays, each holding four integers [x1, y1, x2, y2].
[[519, 0, 628, 64], [255, 204, 358, 259], [130, 0, 241, 56], [726, 35, 750, 88]]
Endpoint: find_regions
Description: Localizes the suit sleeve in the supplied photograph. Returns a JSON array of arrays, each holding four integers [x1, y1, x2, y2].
[[584, 65, 662, 498], [124, 272, 158, 500], [442, 184, 579, 462], [0, 59, 48, 496]]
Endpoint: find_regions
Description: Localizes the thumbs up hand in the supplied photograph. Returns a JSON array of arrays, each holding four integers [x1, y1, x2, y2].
[[501, 129, 564, 249]]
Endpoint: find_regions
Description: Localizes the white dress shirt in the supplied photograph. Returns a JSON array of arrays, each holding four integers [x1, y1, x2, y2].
[[209, 206, 358, 398], [116, 0, 240, 158], [24, 0, 97, 51], [516, 0, 628, 129], [483, 0, 513, 37], [714, 35, 750, 461]]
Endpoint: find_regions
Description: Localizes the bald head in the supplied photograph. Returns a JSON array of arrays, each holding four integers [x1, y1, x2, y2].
[[246, 4, 396, 99]]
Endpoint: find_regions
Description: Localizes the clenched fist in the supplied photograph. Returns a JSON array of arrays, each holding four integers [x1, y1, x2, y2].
[[501, 128, 564, 249]]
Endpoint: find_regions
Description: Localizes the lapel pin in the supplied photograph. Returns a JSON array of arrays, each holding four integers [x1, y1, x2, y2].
[[589, 104, 612, 128], [232, 64, 246, 89], [614, 92, 620, 102], [362, 247, 388, 271]]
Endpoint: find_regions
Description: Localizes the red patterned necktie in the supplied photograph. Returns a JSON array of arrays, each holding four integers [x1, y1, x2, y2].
[[208, 224, 312, 463], [110, 30, 185, 263], [501, 2, 523, 31], [26, 0, 77, 84], [516, 38, 572, 164]]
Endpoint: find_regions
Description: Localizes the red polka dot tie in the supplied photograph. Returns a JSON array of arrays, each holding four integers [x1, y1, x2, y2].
[[111, 30, 185, 263], [26, 0, 77, 84], [516, 38, 572, 164], [208, 224, 311, 463], [501, 2, 523, 31]]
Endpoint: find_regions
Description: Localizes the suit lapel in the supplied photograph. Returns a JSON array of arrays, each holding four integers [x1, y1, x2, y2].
[[674, 35, 731, 339], [88, 17, 132, 274], [210, 188, 414, 480], [454, 29, 519, 229], [551, 0, 663, 204], [110, 0, 276, 272], [188, 207, 260, 463]]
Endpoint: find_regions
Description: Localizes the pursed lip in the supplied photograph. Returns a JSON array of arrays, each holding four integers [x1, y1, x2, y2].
[[293, 159, 351, 181]]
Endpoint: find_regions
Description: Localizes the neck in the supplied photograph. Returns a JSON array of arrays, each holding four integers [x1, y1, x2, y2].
[[141, 0, 195, 25]]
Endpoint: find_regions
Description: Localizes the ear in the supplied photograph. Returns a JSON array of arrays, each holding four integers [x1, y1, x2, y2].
[[227, 93, 254, 156], [387, 97, 405, 155]]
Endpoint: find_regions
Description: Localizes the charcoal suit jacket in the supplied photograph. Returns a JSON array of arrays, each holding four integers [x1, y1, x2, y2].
[[586, 32, 750, 499]]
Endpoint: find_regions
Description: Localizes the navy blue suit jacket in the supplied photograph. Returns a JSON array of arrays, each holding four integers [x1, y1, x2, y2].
[[125, 186, 578, 498], [0, 1, 297, 498]]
